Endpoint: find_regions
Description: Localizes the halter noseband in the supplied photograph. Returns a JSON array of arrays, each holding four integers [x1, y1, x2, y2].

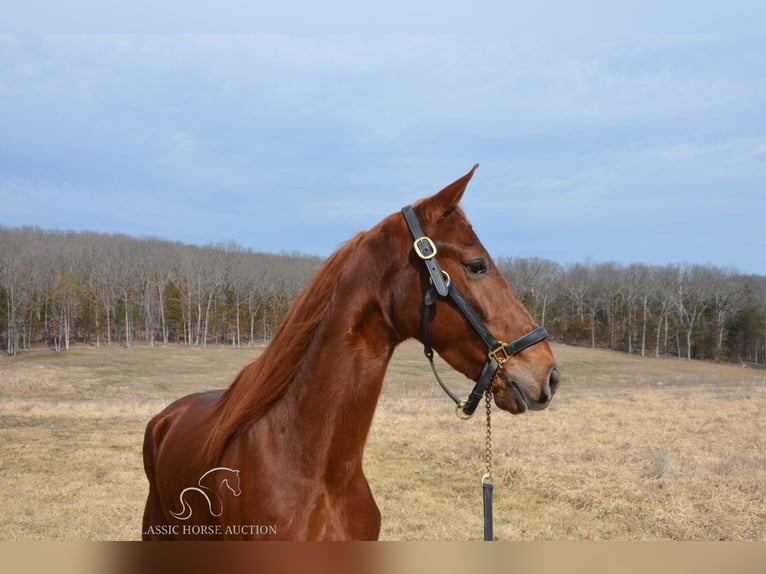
[[401, 205, 549, 419]]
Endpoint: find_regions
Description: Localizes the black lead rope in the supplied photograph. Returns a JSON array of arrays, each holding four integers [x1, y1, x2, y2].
[[483, 480, 494, 541]]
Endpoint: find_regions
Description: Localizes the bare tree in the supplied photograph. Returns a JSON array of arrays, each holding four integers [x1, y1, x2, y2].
[[0, 228, 38, 355], [559, 262, 592, 345], [668, 264, 710, 360], [498, 257, 562, 326], [705, 266, 739, 361], [623, 263, 653, 356], [50, 272, 80, 351], [593, 262, 623, 350]]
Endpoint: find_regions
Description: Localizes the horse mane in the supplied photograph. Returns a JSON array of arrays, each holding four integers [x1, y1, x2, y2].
[[204, 234, 363, 458]]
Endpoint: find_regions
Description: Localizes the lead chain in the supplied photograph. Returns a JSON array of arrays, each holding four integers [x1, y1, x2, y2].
[[482, 374, 495, 484]]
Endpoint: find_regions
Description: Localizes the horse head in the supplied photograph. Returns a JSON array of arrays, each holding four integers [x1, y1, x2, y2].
[[392, 165, 559, 414], [221, 469, 242, 497], [200, 467, 242, 497]]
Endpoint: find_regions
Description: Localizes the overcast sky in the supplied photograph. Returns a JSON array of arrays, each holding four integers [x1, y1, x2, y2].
[[1, 27, 764, 273]]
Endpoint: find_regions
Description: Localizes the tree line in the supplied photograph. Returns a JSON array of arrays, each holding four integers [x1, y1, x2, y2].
[[498, 257, 766, 364], [0, 226, 322, 355], [2, 226, 765, 365]]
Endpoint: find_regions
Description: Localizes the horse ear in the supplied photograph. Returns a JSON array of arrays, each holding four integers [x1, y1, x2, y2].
[[421, 164, 479, 221]]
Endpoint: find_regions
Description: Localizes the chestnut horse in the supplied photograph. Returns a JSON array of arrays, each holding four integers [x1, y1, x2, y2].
[[142, 165, 559, 540]]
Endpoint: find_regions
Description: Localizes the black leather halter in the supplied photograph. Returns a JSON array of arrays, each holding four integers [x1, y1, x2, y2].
[[402, 205, 549, 419]]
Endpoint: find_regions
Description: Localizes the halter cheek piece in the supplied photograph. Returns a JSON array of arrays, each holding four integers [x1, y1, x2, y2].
[[401, 205, 549, 419]]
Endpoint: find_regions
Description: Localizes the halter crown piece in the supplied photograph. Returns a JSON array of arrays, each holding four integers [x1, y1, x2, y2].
[[401, 205, 549, 419]]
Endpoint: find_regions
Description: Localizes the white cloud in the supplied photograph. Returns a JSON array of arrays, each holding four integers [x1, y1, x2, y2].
[[752, 144, 766, 160]]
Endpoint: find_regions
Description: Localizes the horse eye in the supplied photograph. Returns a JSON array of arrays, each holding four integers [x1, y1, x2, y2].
[[463, 259, 488, 276]]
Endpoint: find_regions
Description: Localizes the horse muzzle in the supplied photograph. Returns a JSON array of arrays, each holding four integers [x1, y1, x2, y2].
[[499, 365, 559, 413]]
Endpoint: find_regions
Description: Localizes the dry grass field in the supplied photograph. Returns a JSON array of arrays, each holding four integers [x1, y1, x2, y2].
[[1, 341, 764, 541]]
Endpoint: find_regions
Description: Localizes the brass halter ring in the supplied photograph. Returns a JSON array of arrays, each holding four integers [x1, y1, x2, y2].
[[455, 400, 473, 420], [429, 270, 450, 288]]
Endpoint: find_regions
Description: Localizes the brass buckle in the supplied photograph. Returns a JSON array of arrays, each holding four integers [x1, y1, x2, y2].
[[488, 342, 511, 366], [413, 236, 437, 260]]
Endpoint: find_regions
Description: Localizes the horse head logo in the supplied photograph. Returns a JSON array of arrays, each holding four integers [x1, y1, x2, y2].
[[170, 467, 241, 521]]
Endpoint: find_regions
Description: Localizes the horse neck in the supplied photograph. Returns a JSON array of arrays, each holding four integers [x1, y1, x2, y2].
[[272, 242, 401, 477], [278, 329, 390, 473]]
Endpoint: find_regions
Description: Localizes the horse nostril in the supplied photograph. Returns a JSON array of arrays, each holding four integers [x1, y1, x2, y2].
[[548, 367, 560, 395], [537, 367, 559, 405]]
